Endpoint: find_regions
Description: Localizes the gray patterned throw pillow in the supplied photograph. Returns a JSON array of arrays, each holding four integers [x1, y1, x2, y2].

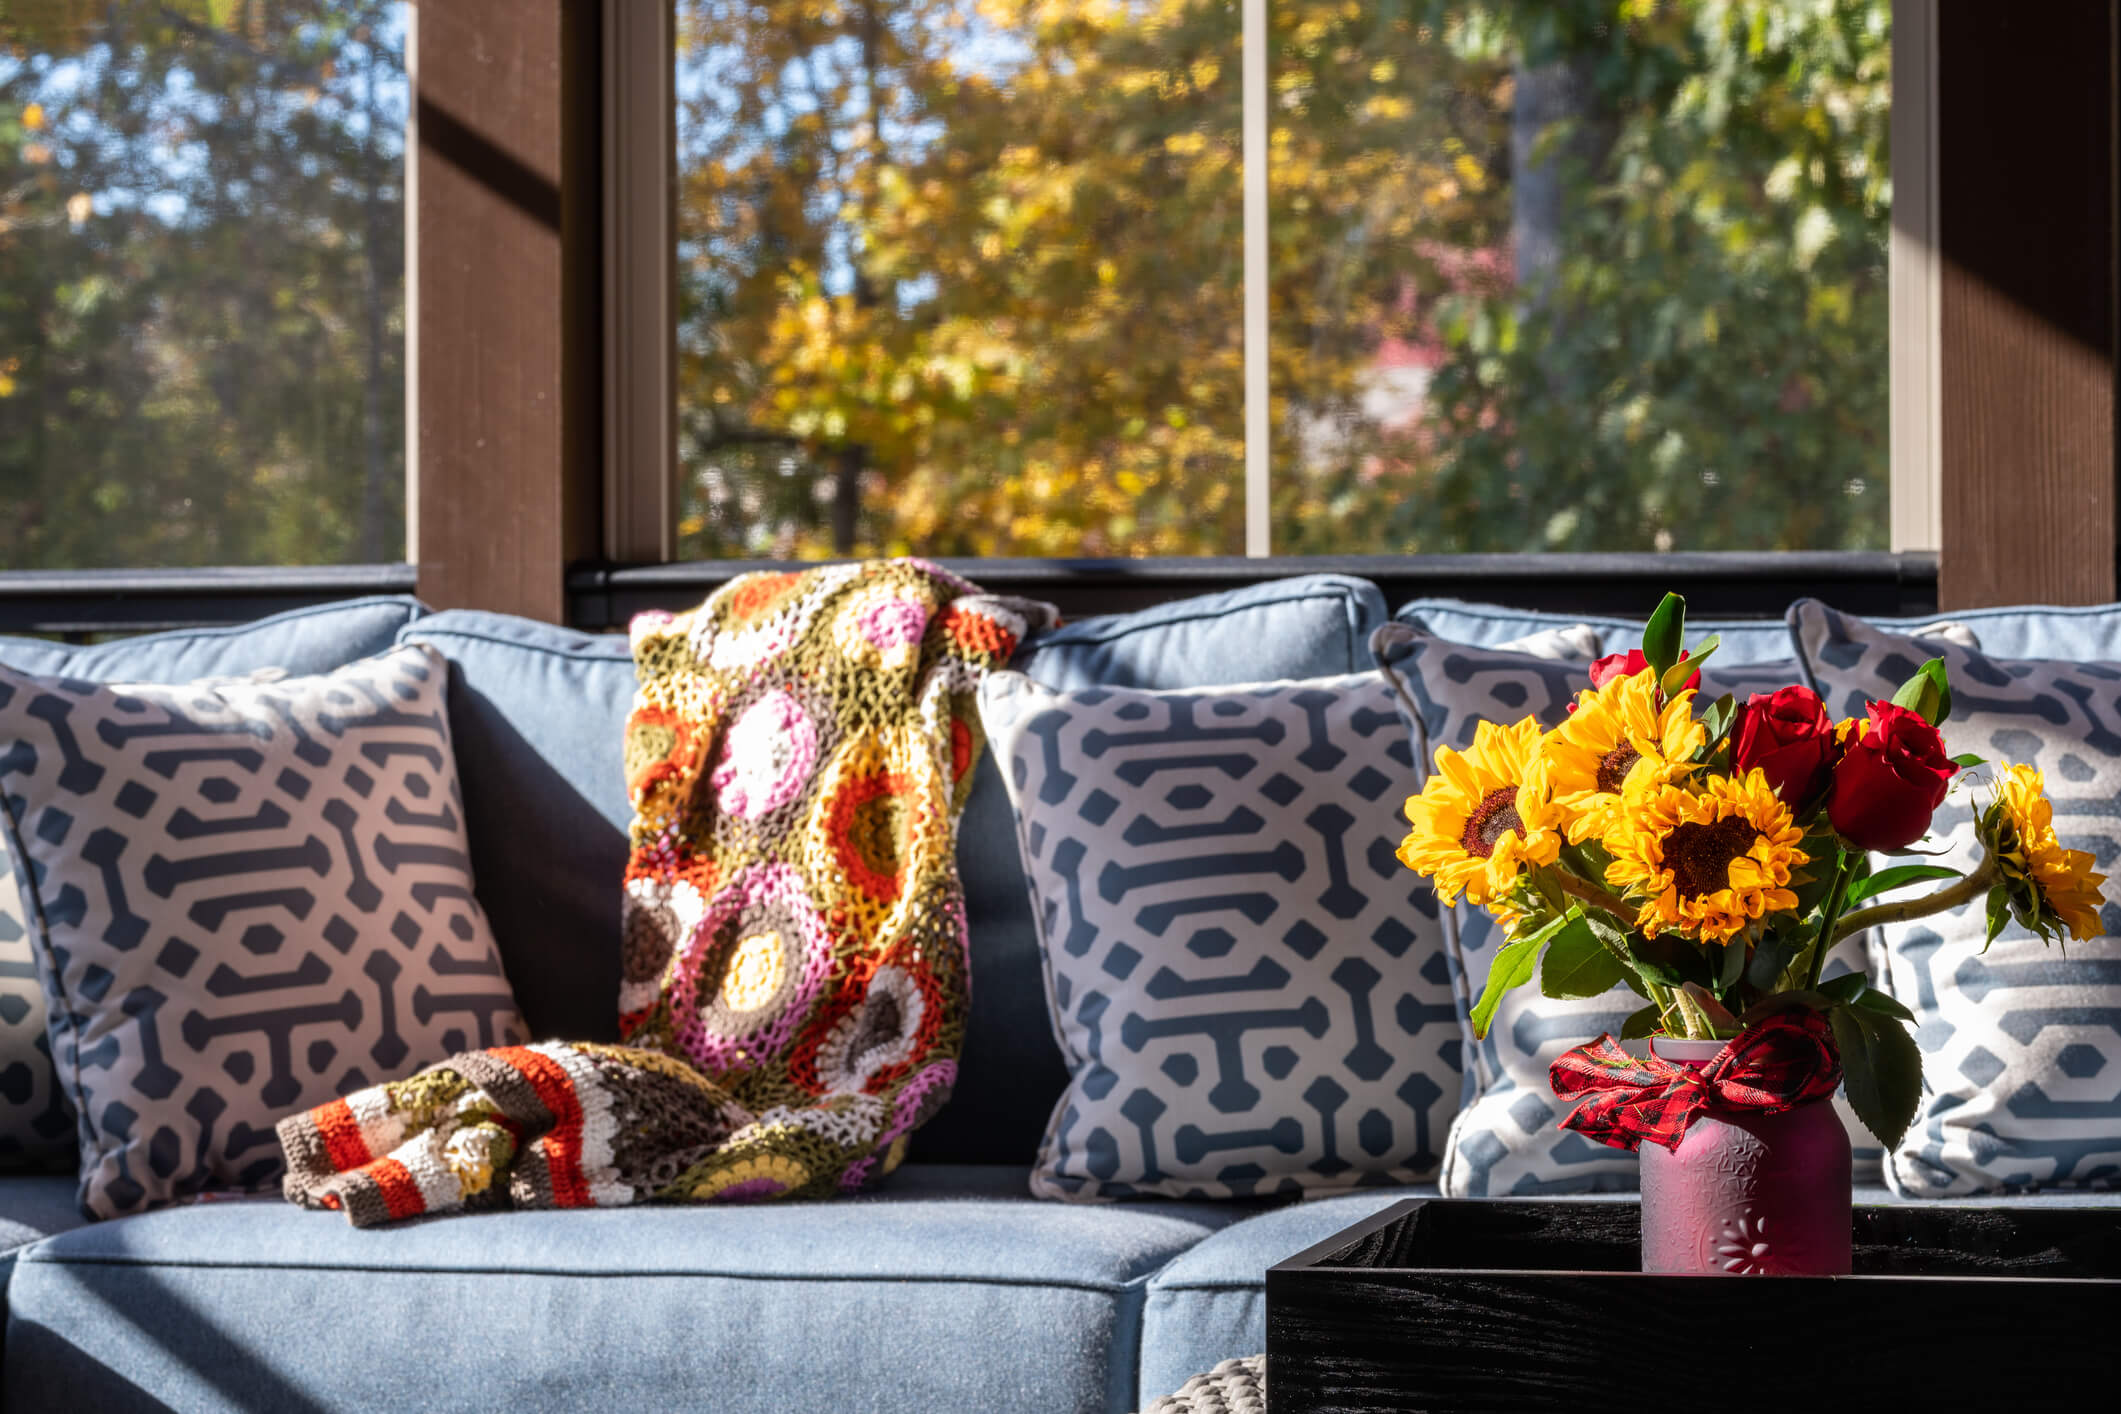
[[979, 671, 1459, 1201], [0, 645, 528, 1218], [1374, 626, 1883, 1196], [0, 847, 71, 1169], [1791, 600, 2121, 1196]]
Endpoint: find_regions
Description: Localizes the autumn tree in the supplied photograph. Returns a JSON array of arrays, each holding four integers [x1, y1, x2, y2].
[[677, 0, 1891, 560], [0, 0, 404, 569]]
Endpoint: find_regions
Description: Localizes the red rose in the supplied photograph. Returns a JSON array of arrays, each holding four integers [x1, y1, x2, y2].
[[1588, 648, 1700, 693], [1827, 701, 1959, 850], [1731, 685, 1836, 808]]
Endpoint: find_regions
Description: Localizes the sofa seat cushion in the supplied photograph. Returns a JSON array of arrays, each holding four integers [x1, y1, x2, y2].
[[1140, 1186, 1422, 1398], [5, 1164, 1253, 1414], [0, 1174, 88, 1304]]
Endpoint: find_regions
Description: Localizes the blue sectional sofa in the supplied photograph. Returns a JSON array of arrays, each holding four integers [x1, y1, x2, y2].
[[1, 575, 2116, 1412]]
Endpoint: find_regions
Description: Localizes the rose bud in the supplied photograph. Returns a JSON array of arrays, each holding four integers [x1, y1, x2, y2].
[[1587, 649, 1700, 693], [1731, 685, 1836, 809], [1827, 700, 1959, 851]]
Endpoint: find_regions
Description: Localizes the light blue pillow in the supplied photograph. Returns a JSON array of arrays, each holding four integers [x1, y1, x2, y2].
[[981, 669, 1454, 1200], [0, 595, 426, 1173], [396, 612, 635, 1045], [1395, 595, 1994, 670], [1375, 628, 1883, 1195], [1791, 600, 2121, 1196]]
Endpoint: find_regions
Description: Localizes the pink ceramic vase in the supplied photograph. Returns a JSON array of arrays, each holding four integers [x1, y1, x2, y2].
[[1636, 1037, 1853, 1276]]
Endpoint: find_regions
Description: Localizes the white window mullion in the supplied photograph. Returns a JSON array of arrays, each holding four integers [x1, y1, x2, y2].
[[1888, 1, 1940, 553], [1242, 0, 1269, 557]]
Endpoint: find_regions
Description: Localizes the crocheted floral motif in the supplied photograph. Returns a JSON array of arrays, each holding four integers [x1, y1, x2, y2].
[[276, 560, 1053, 1226]]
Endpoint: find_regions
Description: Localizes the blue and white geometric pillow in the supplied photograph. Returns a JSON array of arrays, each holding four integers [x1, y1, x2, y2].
[[0, 645, 529, 1218], [1374, 626, 1883, 1196], [1791, 600, 2121, 1196], [979, 671, 1458, 1201], [0, 846, 74, 1169]]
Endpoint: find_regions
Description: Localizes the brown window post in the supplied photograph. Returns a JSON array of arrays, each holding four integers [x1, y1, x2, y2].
[[1936, 1, 2118, 609], [411, 0, 602, 620]]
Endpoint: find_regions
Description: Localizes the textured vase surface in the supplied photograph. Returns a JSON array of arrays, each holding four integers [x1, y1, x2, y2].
[[1637, 1037, 1853, 1276]]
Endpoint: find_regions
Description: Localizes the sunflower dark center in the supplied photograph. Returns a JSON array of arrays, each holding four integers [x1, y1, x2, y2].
[[1665, 817, 1761, 898], [1595, 743, 1642, 794], [1460, 787, 1524, 859]]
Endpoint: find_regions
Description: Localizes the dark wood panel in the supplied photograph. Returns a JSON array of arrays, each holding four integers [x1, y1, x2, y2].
[[413, 1, 600, 621], [566, 551, 1940, 630], [1937, 1, 2117, 609], [0, 566, 418, 636]]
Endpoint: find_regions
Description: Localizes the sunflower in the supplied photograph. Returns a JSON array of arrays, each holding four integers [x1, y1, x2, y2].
[[1399, 717, 1566, 909], [1603, 769, 1807, 943], [1544, 670, 1706, 844], [1982, 765, 2107, 942]]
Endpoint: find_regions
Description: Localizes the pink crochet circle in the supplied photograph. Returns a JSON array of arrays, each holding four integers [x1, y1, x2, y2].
[[882, 1060, 957, 1145], [710, 689, 817, 820], [857, 596, 930, 651]]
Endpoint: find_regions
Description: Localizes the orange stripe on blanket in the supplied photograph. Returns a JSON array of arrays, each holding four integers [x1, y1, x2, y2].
[[492, 1046, 591, 1208], [369, 1158, 426, 1221], [313, 1099, 373, 1174]]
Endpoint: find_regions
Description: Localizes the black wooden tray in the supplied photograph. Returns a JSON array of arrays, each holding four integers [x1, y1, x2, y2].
[[1265, 1198, 2121, 1413]]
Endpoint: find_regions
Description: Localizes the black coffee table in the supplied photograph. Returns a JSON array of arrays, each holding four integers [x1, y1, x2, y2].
[[1265, 1197, 2121, 1412]]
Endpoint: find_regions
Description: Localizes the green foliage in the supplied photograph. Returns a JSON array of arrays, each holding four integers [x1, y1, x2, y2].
[[1829, 1002, 1921, 1151], [1640, 590, 1685, 679], [1891, 656, 1953, 726], [1538, 912, 1628, 998], [0, 1, 404, 568], [1844, 862, 1961, 905]]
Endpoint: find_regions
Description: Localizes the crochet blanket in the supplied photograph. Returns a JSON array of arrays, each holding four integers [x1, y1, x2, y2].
[[278, 560, 1055, 1226]]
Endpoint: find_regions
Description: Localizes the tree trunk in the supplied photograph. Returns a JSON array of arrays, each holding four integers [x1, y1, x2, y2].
[[1510, 52, 1615, 309], [831, 445, 863, 554]]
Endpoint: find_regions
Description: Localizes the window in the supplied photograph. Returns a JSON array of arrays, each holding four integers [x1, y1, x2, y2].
[[0, 0, 407, 569], [672, 0, 1891, 560]]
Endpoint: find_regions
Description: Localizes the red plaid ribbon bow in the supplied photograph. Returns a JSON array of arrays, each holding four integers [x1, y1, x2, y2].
[[1547, 1009, 1843, 1152]]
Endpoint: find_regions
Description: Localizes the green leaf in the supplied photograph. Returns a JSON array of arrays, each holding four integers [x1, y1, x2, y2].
[[1890, 656, 1952, 726], [1714, 935, 1746, 992], [1469, 912, 1570, 1039], [1851, 988, 1916, 1023], [1641, 593, 1685, 681], [1949, 753, 1986, 769], [1539, 914, 1627, 999], [1831, 1006, 1923, 1152], [1619, 1003, 1663, 1040], [1746, 930, 1807, 991], [1817, 972, 1869, 1005], [1844, 863, 1963, 905], [1984, 883, 2011, 949], [1698, 692, 1738, 749], [1663, 634, 1718, 697]]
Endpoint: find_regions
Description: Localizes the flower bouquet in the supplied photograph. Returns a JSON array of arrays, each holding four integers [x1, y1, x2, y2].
[[1396, 595, 2106, 1273]]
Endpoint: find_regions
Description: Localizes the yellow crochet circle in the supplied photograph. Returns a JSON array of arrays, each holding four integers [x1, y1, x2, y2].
[[689, 1153, 810, 1201], [721, 931, 786, 1013]]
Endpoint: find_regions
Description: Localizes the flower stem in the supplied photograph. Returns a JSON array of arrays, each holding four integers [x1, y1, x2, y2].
[[1803, 853, 1856, 992], [1554, 871, 1634, 921], [1829, 853, 1997, 948]]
